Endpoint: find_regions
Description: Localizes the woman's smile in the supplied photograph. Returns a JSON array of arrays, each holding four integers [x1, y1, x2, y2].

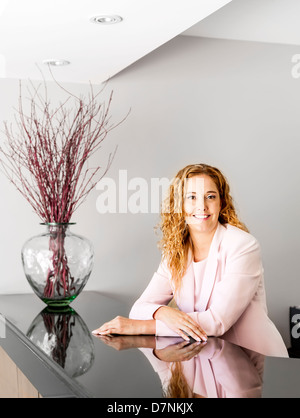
[[193, 214, 211, 220]]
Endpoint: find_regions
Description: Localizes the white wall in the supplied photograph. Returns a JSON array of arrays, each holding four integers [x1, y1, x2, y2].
[[0, 35, 300, 345]]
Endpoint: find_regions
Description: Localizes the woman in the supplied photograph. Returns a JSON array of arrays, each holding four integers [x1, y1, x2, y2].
[[92, 164, 288, 357]]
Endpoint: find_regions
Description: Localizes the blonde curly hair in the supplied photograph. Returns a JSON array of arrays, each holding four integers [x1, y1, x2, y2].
[[158, 163, 248, 293]]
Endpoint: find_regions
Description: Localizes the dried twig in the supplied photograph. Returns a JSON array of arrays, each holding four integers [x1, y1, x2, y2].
[[0, 79, 128, 223]]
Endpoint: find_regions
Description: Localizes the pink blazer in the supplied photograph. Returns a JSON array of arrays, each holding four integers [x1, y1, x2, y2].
[[129, 223, 288, 358]]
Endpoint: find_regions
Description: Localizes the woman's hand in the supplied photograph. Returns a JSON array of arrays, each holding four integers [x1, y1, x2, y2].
[[92, 316, 156, 336], [154, 340, 206, 362], [96, 335, 156, 351], [153, 306, 207, 342]]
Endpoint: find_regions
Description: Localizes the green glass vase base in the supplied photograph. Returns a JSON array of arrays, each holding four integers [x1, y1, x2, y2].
[[42, 295, 77, 309]]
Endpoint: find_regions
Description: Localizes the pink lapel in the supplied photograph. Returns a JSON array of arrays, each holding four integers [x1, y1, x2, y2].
[[197, 223, 226, 312]]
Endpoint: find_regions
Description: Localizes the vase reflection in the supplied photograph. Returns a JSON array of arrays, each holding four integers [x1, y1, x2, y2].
[[27, 307, 95, 378], [96, 335, 265, 398]]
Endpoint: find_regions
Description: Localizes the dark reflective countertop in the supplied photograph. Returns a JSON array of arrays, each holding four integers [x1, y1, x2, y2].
[[0, 291, 298, 398]]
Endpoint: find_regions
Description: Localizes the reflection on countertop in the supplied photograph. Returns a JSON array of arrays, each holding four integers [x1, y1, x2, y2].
[[24, 302, 264, 398], [96, 334, 264, 398], [0, 292, 294, 398]]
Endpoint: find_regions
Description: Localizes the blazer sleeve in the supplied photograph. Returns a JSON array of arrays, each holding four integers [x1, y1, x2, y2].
[[130, 233, 263, 339], [188, 237, 263, 337], [129, 260, 174, 324], [154, 235, 263, 338]]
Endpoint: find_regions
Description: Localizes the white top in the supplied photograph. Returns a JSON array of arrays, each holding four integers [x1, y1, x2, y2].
[[192, 258, 207, 312]]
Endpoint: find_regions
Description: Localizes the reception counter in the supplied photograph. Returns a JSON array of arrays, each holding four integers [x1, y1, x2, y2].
[[0, 291, 298, 399]]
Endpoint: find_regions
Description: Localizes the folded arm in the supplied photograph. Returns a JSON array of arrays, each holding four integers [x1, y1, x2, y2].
[[130, 239, 262, 339], [129, 261, 207, 341], [93, 238, 262, 340], [92, 261, 207, 340]]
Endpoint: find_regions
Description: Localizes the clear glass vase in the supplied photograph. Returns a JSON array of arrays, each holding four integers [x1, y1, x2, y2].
[[21, 223, 94, 308]]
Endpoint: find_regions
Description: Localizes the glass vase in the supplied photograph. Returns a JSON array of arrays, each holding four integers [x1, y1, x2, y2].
[[26, 307, 95, 378], [21, 223, 94, 308]]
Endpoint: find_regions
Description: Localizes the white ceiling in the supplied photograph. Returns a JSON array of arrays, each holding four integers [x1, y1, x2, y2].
[[1, 0, 300, 85], [182, 0, 300, 46], [0, 0, 232, 84]]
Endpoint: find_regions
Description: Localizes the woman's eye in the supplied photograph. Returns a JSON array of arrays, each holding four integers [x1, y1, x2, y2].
[[186, 194, 217, 200]]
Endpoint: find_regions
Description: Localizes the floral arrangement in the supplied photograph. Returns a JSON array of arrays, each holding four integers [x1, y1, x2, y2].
[[0, 79, 127, 302], [0, 80, 126, 223]]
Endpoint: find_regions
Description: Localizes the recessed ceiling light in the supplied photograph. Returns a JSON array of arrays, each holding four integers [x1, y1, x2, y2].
[[90, 15, 123, 25], [43, 59, 70, 67]]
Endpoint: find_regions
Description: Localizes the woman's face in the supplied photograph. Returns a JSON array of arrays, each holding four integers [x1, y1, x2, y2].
[[184, 174, 221, 235]]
